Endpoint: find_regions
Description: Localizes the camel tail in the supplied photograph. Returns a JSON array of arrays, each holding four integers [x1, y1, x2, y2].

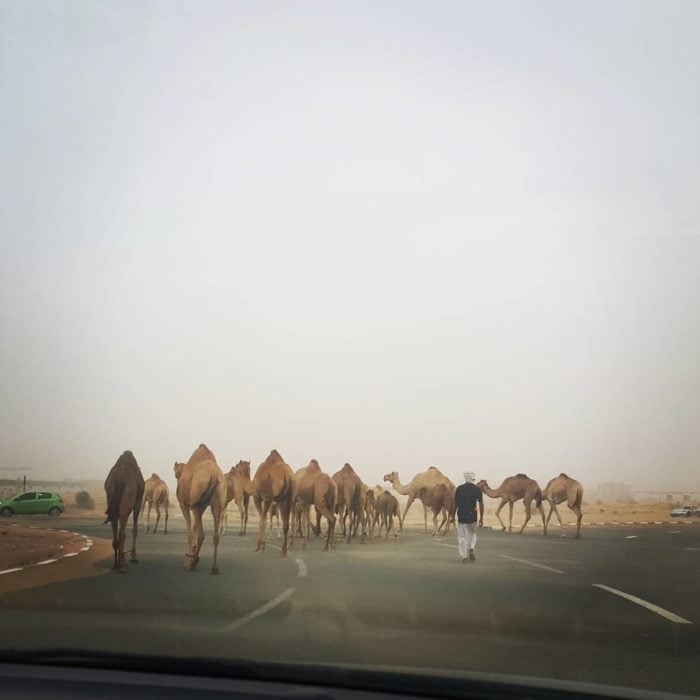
[[103, 480, 125, 525], [535, 487, 543, 508]]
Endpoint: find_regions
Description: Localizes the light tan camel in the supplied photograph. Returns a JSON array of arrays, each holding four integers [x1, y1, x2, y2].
[[252, 449, 295, 556], [103, 450, 145, 572], [417, 482, 454, 537], [372, 488, 402, 539], [543, 473, 584, 538], [478, 474, 546, 534], [295, 459, 337, 550], [332, 463, 365, 543], [143, 473, 169, 534], [383, 467, 454, 533], [174, 444, 227, 574], [361, 483, 375, 537], [222, 460, 254, 536]]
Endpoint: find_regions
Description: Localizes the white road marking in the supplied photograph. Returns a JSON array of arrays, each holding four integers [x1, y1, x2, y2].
[[35, 558, 58, 566], [267, 542, 282, 551], [500, 555, 566, 574], [669, 531, 681, 534], [435, 543, 458, 549], [625, 535, 638, 539], [294, 558, 307, 578], [593, 584, 692, 625], [63, 552, 79, 558], [0, 567, 23, 576], [219, 588, 295, 631]]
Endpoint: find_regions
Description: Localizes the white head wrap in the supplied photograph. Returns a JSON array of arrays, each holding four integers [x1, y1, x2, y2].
[[463, 470, 476, 484]]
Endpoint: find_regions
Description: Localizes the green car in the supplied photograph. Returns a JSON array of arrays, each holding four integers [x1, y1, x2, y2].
[[0, 491, 65, 517]]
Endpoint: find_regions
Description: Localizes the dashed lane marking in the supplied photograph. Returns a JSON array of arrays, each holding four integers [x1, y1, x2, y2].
[[500, 555, 566, 574], [435, 543, 458, 549], [625, 535, 638, 539], [294, 558, 307, 578], [219, 588, 295, 632], [593, 584, 692, 625]]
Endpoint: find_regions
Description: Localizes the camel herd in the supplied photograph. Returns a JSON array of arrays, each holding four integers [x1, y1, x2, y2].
[[102, 445, 584, 573]]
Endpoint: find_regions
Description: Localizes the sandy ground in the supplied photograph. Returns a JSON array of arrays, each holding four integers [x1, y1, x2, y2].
[[0, 525, 112, 595]]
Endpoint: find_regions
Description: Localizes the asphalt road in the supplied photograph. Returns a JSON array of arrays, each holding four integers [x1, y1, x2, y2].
[[1, 515, 698, 696]]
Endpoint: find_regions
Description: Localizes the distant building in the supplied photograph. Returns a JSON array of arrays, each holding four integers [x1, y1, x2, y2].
[[594, 482, 633, 502]]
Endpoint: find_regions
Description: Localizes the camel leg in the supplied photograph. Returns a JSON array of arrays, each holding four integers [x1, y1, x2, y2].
[[386, 513, 393, 539], [570, 504, 583, 539], [508, 501, 514, 533], [130, 496, 142, 562], [544, 503, 555, 535], [181, 504, 195, 569], [153, 502, 161, 534], [401, 497, 415, 531], [111, 517, 120, 572], [494, 500, 507, 531], [397, 508, 403, 539], [145, 501, 152, 534], [242, 494, 250, 536], [550, 501, 566, 537], [255, 497, 267, 552], [187, 507, 204, 571], [210, 502, 222, 575], [164, 500, 169, 534], [315, 501, 335, 551], [280, 497, 292, 557], [518, 499, 532, 534]]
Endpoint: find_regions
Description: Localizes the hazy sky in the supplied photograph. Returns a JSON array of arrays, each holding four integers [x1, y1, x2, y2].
[[1, 0, 699, 493]]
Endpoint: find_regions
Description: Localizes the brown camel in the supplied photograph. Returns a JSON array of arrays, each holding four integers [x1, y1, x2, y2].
[[360, 483, 375, 538], [174, 444, 227, 574], [417, 482, 454, 537], [372, 488, 402, 539], [383, 467, 454, 533], [252, 449, 295, 556], [222, 460, 254, 536], [543, 473, 584, 538], [295, 459, 337, 550], [143, 473, 169, 534], [332, 463, 365, 543], [478, 474, 546, 534], [103, 450, 145, 572]]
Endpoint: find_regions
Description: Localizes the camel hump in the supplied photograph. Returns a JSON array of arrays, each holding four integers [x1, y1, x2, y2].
[[150, 472, 160, 480], [270, 449, 282, 459], [189, 443, 217, 465], [515, 472, 528, 478], [307, 459, 321, 473], [341, 463, 354, 473], [560, 472, 569, 478]]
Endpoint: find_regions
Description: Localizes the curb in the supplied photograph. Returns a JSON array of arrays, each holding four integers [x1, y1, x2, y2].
[[0, 524, 94, 577], [524, 520, 700, 527]]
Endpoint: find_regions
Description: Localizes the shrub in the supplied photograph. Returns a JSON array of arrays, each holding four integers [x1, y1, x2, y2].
[[75, 490, 94, 509]]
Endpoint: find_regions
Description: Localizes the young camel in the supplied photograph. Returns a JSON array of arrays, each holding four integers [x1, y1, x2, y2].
[[222, 460, 254, 536], [417, 482, 455, 537], [543, 473, 584, 538], [252, 449, 295, 556], [103, 450, 145, 572], [477, 474, 546, 534], [372, 488, 403, 539], [174, 444, 227, 574], [143, 473, 169, 534], [295, 459, 337, 551]]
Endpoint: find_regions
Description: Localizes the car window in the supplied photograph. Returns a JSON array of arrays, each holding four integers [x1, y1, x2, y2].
[[14, 492, 36, 502], [37, 493, 53, 500]]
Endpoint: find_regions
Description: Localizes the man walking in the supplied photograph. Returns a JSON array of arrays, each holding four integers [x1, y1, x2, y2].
[[454, 470, 484, 563]]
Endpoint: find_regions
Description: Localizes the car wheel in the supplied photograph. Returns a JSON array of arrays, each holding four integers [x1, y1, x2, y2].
[[48, 507, 61, 517], [1, 507, 13, 517]]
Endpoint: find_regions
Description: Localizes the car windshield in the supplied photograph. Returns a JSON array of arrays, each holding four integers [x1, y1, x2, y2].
[[1, 1, 698, 699]]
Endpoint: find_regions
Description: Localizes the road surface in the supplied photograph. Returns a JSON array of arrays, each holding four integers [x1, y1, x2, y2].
[[0, 515, 698, 696]]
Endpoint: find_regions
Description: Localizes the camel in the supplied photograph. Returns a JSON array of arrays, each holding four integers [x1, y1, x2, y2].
[[222, 460, 254, 536], [361, 483, 375, 537], [103, 450, 145, 572], [417, 482, 454, 537], [143, 473, 169, 534], [295, 459, 337, 550], [477, 474, 546, 534], [174, 444, 227, 574], [332, 463, 365, 543], [372, 488, 402, 539], [383, 467, 454, 534], [543, 473, 584, 538], [252, 449, 295, 556]]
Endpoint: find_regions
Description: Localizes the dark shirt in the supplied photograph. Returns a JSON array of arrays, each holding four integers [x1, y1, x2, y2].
[[454, 482, 483, 524]]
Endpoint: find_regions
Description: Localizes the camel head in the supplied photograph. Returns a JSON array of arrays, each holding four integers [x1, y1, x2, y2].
[[232, 459, 251, 477], [173, 462, 185, 480], [476, 479, 489, 490], [383, 471, 398, 484]]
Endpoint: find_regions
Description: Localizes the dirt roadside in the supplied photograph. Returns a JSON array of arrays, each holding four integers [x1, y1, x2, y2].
[[0, 526, 111, 595]]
